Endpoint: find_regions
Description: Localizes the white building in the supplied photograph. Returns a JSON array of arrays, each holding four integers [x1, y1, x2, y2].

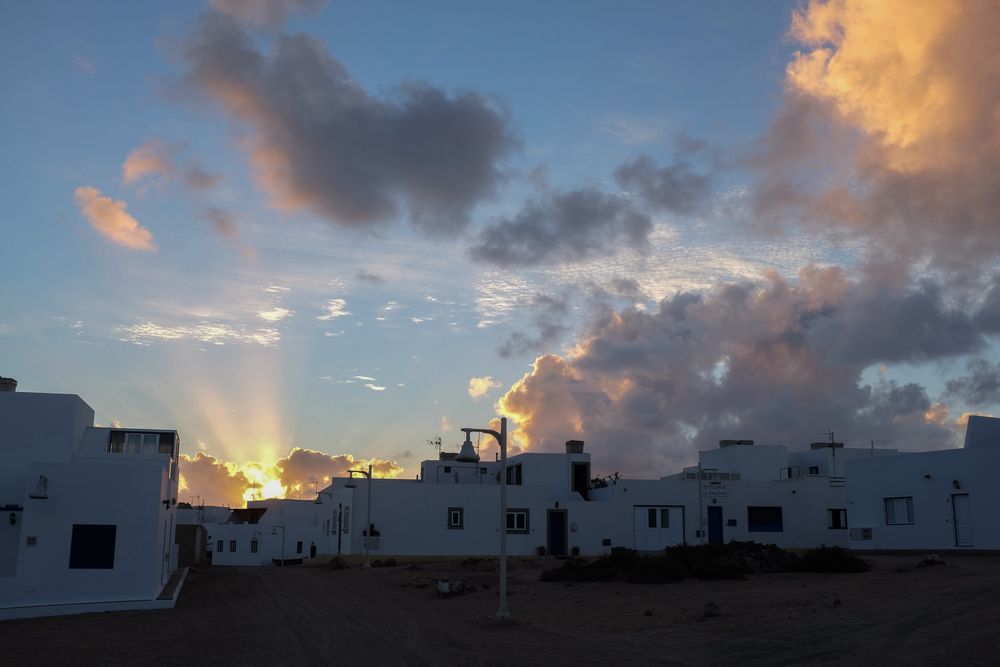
[[846, 416, 1000, 551], [205, 499, 327, 566], [309, 436, 898, 560], [0, 379, 184, 619]]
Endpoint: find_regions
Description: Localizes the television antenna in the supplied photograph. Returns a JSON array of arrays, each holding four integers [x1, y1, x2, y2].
[[426, 436, 442, 455]]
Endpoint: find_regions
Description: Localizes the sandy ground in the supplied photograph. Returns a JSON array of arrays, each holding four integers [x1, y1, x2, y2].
[[2, 554, 1000, 666]]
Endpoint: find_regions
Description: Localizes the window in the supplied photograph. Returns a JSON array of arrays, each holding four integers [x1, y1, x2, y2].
[[342, 507, 350, 532], [217, 540, 223, 552], [69, 524, 116, 569], [885, 497, 914, 525], [747, 506, 783, 532], [158, 432, 175, 456], [505, 508, 529, 534], [808, 465, 820, 475], [448, 507, 464, 530], [443, 466, 452, 473], [506, 464, 523, 485], [251, 540, 258, 553], [828, 509, 848, 529], [109, 431, 125, 454], [296, 541, 303, 554], [645, 507, 672, 529], [25, 536, 37, 547], [229, 540, 236, 552]]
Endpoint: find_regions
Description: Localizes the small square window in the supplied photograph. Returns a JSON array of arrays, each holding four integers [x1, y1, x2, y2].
[[26, 536, 38, 547], [505, 509, 529, 534], [69, 524, 116, 569], [885, 497, 914, 525], [828, 509, 848, 529], [448, 507, 464, 529], [808, 466, 820, 475]]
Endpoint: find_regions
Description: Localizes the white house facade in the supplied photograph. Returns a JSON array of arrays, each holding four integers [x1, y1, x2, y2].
[[846, 416, 1000, 551], [0, 380, 184, 619]]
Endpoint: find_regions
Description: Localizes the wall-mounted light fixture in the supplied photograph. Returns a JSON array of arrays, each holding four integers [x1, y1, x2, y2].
[[952, 479, 961, 490], [8, 512, 15, 526]]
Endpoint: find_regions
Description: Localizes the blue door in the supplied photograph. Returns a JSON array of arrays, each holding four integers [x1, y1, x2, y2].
[[547, 510, 567, 556], [707, 506, 723, 544]]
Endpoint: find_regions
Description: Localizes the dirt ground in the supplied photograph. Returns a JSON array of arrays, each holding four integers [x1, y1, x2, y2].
[[2, 554, 999, 666]]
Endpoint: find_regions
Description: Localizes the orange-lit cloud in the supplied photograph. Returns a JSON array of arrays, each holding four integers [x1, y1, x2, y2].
[[179, 447, 403, 507], [123, 139, 173, 185], [74, 186, 156, 251], [468, 375, 502, 400], [756, 0, 1000, 268]]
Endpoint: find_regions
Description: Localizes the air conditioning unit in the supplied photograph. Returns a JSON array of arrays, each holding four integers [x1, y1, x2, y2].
[[850, 527, 873, 541]]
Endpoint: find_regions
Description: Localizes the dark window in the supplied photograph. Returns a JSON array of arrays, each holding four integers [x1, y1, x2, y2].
[[108, 431, 125, 454], [448, 507, 464, 529], [747, 506, 783, 532], [505, 509, 529, 534], [506, 464, 523, 486], [229, 540, 236, 552], [828, 509, 848, 529], [158, 432, 175, 456], [808, 466, 820, 475], [647, 508, 656, 528], [296, 541, 303, 554], [443, 466, 451, 473], [251, 540, 258, 553], [216, 540, 223, 552], [660, 508, 669, 528], [69, 524, 116, 569]]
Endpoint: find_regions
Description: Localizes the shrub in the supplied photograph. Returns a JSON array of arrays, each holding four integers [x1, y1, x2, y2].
[[789, 546, 870, 573]]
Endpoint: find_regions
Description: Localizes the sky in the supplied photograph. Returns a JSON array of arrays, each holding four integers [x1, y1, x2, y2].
[[2, 0, 999, 507]]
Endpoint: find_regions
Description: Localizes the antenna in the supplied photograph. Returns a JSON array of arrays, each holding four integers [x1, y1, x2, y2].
[[426, 436, 442, 454]]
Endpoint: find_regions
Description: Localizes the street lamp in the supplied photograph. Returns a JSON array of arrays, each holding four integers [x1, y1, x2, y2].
[[460, 416, 510, 621], [271, 524, 286, 567], [347, 464, 373, 568]]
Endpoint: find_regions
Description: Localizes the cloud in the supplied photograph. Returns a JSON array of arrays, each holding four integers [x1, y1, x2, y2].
[[471, 187, 651, 266], [258, 307, 293, 322], [945, 359, 1000, 409], [74, 186, 156, 251], [468, 376, 502, 400], [495, 267, 994, 475], [179, 447, 403, 505], [498, 292, 570, 357], [209, 0, 326, 29], [356, 269, 384, 284], [753, 0, 1000, 269], [614, 155, 712, 215], [317, 299, 350, 320], [179, 452, 251, 507], [183, 13, 515, 235], [123, 139, 222, 191], [364, 383, 386, 392], [274, 447, 402, 498], [116, 321, 280, 346]]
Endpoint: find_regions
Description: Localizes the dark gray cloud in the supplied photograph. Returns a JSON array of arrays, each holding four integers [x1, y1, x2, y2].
[[499, 293, 570, 358], [945, 359, 1000, 409], [499, 268, 989, 475], [614, 155, 712, 215], [184, 13, 515, 235], [204, 207, 239, 238], [471, 187, 651, 266], [355, 269, 384, 285]]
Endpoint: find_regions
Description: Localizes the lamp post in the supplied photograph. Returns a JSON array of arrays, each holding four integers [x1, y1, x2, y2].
[[347, 464, 373, 568], [460, 416, 510, 620], [271, 524, 286, 567]]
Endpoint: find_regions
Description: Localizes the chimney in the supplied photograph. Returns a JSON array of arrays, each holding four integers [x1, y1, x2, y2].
[[0, 377, 16, 392], [565, 440, 584, 454]]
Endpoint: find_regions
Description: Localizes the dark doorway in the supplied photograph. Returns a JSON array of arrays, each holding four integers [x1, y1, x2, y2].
[[547, 509, 568, 556], [572, 463, 590, 499], [707, 506, 723, 544]]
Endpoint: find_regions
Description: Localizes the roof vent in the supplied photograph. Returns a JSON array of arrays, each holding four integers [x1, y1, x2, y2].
[[455, 433, 480, 462], [0, 377, 16, 392], [565, 440, 584, 454]]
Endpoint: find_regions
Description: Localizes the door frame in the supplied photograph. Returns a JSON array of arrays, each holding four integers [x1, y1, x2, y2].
[[547, 509, 568, 556]]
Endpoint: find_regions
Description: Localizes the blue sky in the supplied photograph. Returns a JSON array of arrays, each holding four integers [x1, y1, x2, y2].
[[2, 0, 998, 505]]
